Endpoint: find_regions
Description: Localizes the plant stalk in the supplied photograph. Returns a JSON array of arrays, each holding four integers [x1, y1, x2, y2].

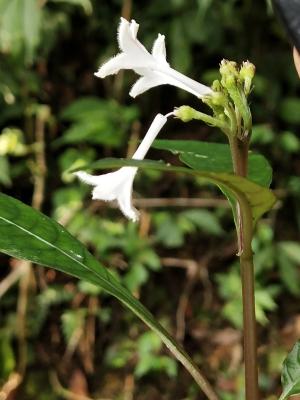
[[240, 252, 259, 400], [229, 136, 260, 400]]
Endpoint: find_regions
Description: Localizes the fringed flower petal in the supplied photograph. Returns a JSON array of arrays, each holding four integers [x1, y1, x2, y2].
[[75, 114, 169, 221], [152, 34, 168, 64], [130, 73, 167, 98], [95, 17, 213, 98]]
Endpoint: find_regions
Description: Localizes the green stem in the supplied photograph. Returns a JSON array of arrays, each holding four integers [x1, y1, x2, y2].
[[185, 108, 229, 132], [229, 136, 259, 400]]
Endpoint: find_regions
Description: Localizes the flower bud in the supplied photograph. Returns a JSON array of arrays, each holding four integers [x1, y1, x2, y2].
[[174, 106, 198, 122], [239, 61, 255, 95], [219, 59, 240, 92], [219, 59, 238, 78], [211, 91, 227, 106], [221, 74, 236, 90], [240, 61, 255, 80], [212, 80, 222, 92]]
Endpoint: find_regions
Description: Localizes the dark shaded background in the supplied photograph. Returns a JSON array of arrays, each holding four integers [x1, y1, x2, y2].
[[0, 0, 300, 399]]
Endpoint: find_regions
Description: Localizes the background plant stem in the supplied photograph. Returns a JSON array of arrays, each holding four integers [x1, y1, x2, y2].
[[229, 136, 259, 400]]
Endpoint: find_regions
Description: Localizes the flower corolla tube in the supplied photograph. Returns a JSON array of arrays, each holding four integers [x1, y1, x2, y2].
[[75, 113, 169, 222]]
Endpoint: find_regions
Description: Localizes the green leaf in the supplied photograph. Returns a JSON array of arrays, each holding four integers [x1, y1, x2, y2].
[[180, 209, 224, 236], [61, 309, 86, 345], [278, 242, 300, 264], [280, 341, 300, 400], [0, 156, 11, 186], [57, 98, 138, 148], [279, 97, 300, 124], [277, 242, 300, 295], [23, 0, 41, 61], [279, 131, 300, 153], [0, 332, 16, 379], [251, 124, 275, 145], [0, 193, 210, 393], [78, 158, 276, 225], [153, 139, 272, 187], [123, 263, 149, 292], [135, 331, 178, 378], [0, 0, 41, 62]]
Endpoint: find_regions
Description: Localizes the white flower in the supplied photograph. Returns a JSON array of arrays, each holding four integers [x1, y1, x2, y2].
[[75, 113, 169, 222], [95, 18, 213, 98]]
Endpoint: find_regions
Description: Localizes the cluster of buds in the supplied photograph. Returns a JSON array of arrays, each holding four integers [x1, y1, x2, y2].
[[176, 59, 255, 140]]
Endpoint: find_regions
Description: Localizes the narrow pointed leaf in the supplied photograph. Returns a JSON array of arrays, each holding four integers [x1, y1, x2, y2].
[[0, 193, 214, 396], [153, 139, 272, 187], [280, 341, 300, 400], [76, 158, 276, 224]]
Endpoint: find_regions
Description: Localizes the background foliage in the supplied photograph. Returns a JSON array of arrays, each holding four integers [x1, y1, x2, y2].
[[0, 0, 299, 399]]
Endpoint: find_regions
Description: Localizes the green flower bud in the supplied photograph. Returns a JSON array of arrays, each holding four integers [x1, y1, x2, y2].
[[239, 61, 255, 95], [174, 106, 198, 122], [221, 74, 237, 90], [219, 59, 239, 78], [212, 80, 222, 92], [211, 91, 227, 106], [240, 61, 255, 80]]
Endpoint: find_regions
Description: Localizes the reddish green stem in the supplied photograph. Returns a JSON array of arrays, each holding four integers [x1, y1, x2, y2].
[[229, 136, 260, 400]]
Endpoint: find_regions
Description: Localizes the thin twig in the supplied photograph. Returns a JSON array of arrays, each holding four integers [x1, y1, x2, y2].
[[123, 374, 135, 400], [49, 371, 112, 400], [161, 257, 213, 341], [81, 296, 98, 373], [16, 261, 32, 376], [133, 197, 229, 208], [0, 262, 28, 298], [0, 372, 22, 400], [14, 109, 48, 393], [32, 112, 47, 211], [176, 271, 197, 342]]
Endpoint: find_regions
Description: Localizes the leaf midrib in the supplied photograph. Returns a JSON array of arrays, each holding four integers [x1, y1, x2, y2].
[[0, 213, 134, 305]]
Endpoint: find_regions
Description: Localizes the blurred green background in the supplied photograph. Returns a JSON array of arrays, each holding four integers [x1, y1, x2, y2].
[[0, 0, 300, 399]]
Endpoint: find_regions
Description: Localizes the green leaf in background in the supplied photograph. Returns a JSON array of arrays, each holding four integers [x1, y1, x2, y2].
[[135, 331, 178, 378], [0, 0, 41, 62], [280, 341, 300, 400], [278, 241, 300, 264], [279, 131, 300, 153], [61, 309, 86, 345], [153, 139, 272, 187], [180, 209, 224, 236], [0, 193, 213, 396], [277, 242, 300, 296], [251, 124, 275, 145], [0, 156, 11, 186], [57, 97, 139, 148], [80, 158, 276, 224], [279, 97, 300, 124], [216, 267, 278, 328], [23, 0, 41, 61]]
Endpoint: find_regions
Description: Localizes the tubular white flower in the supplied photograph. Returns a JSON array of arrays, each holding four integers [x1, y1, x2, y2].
[[75, 113, 169, 222], [95, 18, 212, 98]]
